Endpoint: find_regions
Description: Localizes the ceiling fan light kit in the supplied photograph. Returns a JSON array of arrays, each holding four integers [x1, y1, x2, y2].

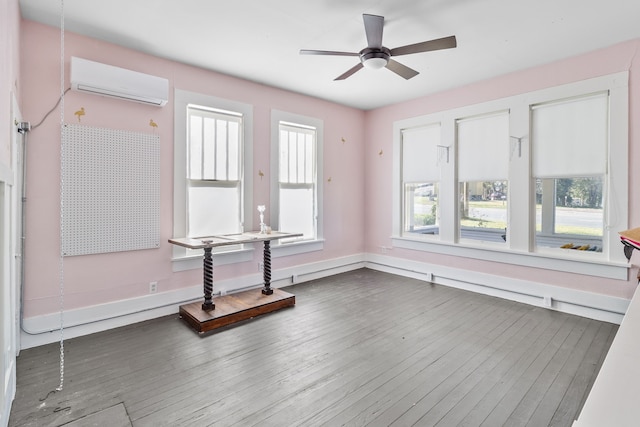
[[361, 47, 390, 69], [300, 13, 457, 80]]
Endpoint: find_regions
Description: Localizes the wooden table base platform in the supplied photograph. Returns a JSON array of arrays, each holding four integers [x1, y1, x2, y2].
[[179, 288, 295, 334]]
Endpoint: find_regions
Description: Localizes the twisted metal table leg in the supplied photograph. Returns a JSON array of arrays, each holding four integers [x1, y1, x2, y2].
[[261, 240, 273, 295], [202, 247, 215, 311]]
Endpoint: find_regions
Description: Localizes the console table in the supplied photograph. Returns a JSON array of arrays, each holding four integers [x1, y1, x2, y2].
[[169, 231, 302, 333]]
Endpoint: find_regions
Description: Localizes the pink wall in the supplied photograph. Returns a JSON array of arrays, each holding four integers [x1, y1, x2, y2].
[[364, 38, 640, 300], [20, 21, 365, 317], [19, 17, 640, 319]]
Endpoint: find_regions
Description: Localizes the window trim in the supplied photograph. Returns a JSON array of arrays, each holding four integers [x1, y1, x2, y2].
[[392, 72, 629, 279], [172, 89, 254, 270], [270, 109, 324, 255]]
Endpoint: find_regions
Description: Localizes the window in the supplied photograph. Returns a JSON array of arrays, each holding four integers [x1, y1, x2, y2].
[[392, 72, 629, 279], [187, 106, 242, 237], [271, 110, 323, 254], [457, 112, 509, 244], [532, 93, 607, 252], [401, 124, 441, 238], [173, 90, 253, 269], [278, 122, 316, 240]]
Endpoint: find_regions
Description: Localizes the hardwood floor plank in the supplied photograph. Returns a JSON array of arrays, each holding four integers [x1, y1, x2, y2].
[[126, 278, 441, 422], [313, 300, 522, 426], [224, 293, 490, 426], [460, 314, 582, 426], [133, 279, 469, 425], [434, 311, 570, 426], [8, 269, 618, 427], [358, 303, 522, 426], [387, 306, 542, 426], [546, 322, 616, 427], [506, 319, 601, 426], [477, 316, 591, 426]]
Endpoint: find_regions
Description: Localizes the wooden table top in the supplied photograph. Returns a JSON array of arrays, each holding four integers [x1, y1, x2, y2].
[[168, 231, 303, 249]]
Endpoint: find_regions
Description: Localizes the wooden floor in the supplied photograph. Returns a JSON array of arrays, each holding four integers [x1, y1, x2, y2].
[[9, 269, 617, 427]]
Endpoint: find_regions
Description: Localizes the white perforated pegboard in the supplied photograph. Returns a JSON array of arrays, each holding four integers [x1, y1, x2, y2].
[[62, 124, 160, 256]]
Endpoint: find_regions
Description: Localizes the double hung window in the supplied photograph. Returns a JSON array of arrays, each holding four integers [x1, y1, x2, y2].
[[401, 124, 441, 238], [531, 93, 607, 252], [270, 110, 323, 253], [173, 89, 253, 268], [187, 106, 242, 238], [278, 122, 316, 241], [392, 72, 628, 278], [457, 112, 509, 244]]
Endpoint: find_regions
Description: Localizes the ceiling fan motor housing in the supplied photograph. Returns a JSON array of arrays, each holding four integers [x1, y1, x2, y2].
[[360, 47, 390, 68]]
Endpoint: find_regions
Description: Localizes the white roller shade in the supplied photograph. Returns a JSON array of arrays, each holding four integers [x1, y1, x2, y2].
[[532, 92, 608, 178], [457, 112, 509, 182], [402, 124, 441, 183]]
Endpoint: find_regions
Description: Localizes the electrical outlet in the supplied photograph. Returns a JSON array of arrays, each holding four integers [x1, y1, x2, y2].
[[149, 281, 158, 293], [543, 296, 552, 307], [426, 272, 433, 282], [292, 274, 298, 284], [259, 262, 264, 272]]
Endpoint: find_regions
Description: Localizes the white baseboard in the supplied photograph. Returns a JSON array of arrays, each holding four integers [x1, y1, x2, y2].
[[365, 253, 629, 324], [20, 252, 627, 349], [20, 254, 366, 349], [2, 358, 15, 427]]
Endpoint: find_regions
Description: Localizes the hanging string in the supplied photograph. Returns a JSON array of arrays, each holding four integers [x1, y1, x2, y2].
[[56, 0, 66, 392]]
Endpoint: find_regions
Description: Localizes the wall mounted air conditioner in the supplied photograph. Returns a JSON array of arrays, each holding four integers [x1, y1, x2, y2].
[[70, 57, 169, 107]]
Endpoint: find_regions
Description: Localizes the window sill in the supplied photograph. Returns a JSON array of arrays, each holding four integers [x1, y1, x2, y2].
[[171, 246, 254, 272], [392, 236, 629, 280], [272, 238, 325, 258]]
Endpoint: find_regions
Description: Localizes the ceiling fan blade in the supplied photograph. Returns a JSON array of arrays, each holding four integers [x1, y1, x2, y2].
[[385, 59, 419, 80], [334, 63, 364, 80], [300, 49, 359, 57], [363, 14, 384, 48], [390, 35, 457, 56]]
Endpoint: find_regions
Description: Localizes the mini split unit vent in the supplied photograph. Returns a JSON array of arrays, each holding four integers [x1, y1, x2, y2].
[[70, 57, 169, 107]]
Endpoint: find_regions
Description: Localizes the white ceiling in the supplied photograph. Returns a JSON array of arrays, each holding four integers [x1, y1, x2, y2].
[[19, 0, 640, 110]]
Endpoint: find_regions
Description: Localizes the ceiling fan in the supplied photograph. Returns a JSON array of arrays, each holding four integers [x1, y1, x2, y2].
[[300, 14, 457, 81]]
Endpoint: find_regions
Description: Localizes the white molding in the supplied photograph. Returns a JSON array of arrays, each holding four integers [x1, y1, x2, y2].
[[0, 162, 13, 186], [365, 253, 629, 324], [20, 251, 628, 349], [20, 254, 366, 349], [392, 236, 630, 280], [1, 360, 15, 427], [272, 238, 325, 258], [21, 286, 203, 349]]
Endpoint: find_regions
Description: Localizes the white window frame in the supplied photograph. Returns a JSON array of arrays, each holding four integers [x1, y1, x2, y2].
[[456, 110, 510, 246], [400, 123, 443, 240], [270, 110, 324, 257], [392, 72, 629, 279], [173, 89, 254, 271], [531, 92, 608, 251]]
